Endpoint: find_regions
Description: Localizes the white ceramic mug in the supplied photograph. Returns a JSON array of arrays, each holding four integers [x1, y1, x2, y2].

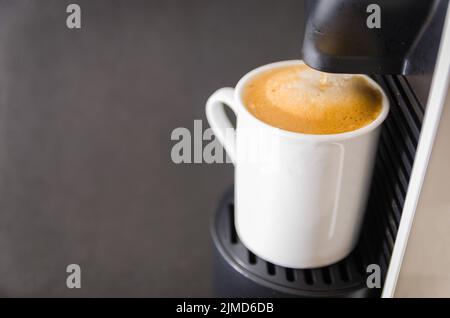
[[206, 60, 389, 268]]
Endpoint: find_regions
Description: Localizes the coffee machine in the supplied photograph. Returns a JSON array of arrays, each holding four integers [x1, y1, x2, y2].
[[211, 0, 450, 297]]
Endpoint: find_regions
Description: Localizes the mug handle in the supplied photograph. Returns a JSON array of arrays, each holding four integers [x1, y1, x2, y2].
[[206, 87, 237, 164]]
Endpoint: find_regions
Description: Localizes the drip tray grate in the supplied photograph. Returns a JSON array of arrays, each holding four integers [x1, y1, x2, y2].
[[211, 187, 374, 298]]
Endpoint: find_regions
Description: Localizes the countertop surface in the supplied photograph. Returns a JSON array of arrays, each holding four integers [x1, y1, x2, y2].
[[0, 0, 304, 297]]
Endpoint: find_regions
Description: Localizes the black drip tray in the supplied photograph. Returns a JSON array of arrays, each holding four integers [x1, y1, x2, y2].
[[211, 187, 376, 298]]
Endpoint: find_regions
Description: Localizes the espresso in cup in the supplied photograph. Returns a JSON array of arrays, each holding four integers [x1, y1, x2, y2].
[[243, 64, 383, 134], [206, 60, 389, 268]]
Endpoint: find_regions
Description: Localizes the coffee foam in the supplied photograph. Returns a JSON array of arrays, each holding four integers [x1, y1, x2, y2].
[[243, 64, 383, 135]]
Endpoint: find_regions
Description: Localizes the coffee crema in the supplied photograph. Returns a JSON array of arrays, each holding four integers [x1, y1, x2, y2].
[[242, 64, 383, 135]]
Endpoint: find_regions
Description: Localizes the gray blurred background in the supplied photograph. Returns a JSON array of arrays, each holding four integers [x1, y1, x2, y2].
[[0, 0, 304, 297]]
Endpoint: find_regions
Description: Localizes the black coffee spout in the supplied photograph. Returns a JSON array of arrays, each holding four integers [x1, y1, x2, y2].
[[301, 0, 442, 74]]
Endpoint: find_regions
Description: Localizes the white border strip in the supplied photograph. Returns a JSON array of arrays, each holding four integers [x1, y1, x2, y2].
[[382, 4, 450, 298]]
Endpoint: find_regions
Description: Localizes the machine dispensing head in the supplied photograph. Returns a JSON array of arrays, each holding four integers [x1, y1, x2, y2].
[[301, 0, 440, 74]]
